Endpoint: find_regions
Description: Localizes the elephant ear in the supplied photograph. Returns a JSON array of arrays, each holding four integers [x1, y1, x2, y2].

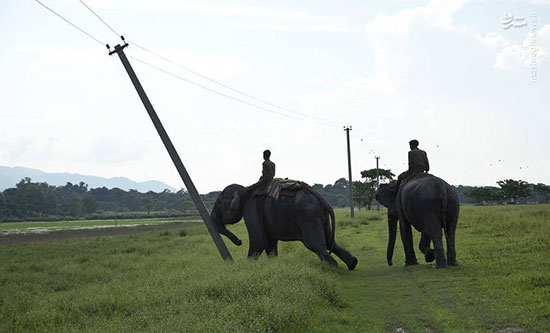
[[230, 191, 240, 211], [388, 180, 398, 194], [377, 183, 396, 208]]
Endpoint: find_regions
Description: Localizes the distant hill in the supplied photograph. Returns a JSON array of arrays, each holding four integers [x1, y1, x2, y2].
[[0, 166, 177, 193]]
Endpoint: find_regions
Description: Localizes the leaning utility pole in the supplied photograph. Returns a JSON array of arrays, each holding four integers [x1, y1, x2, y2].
[[375, 156, 380, 212], [108, 42, 233, 261], [344, 126, 354, 219]]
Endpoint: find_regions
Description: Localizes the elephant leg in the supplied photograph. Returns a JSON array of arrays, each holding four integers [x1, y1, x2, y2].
[[302, 227, 338, 266], [445, 229, 458, 266], [243, 201, 268, 259], [430, 227, 447, 268], [307, 245, 338, 266], [332, 243, 358, 270], [399, 219, 418, 266], [266, 238, 278, 258], [419, 233, 435, 263], [246, 224, 267, 258], [247, 241, 265, 259]]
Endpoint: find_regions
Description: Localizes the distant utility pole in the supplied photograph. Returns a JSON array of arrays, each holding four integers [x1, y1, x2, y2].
[[344, 126, 354, 219], [375, 156, 380, 212], [108, 42, 233, 261]]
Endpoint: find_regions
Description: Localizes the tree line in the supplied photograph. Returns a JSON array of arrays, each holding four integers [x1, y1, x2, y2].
[[1, 175, 549, 221], [462, 180, 550, 205], [0, 178, 219, 222], [350, 169, 550, 208], [0, 177, 355, 222]]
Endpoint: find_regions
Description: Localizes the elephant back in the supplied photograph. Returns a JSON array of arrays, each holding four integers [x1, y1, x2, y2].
[[398, 173, 457, 211], [263, 179, 312, 200]]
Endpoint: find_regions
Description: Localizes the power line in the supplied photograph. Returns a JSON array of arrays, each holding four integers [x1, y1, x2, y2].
[[351, 133, 377, 156], [130, 41, 341, 126], [33, 0, 105, 46], [128, 55, 338, 126], [78, 0, 341, 126], [37, 0, 341, 127], [78, 0, 120, 37]]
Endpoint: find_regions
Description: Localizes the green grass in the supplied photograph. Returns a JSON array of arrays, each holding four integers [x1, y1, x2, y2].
[[1, 205, 549, 331], [0, 217, 201, 232]]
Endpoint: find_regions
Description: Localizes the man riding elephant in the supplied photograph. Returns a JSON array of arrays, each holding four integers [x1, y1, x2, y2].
[[376, 139, 459, 268], [249, 149, 276, 196], [211, 149, 358, 269], [396, 139, 429, 188]]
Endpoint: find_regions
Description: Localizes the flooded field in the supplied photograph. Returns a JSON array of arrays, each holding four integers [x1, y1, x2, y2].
[[0, 219, 201, 244], [0, 218, 201, 235]]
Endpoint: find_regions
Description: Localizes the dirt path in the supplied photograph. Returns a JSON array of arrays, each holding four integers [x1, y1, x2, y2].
[[0, 222, 201, 245]]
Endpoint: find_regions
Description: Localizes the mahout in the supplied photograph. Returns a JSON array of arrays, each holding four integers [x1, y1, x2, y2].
[[376, 173, 459, 268], [211, 183, 358, 270]]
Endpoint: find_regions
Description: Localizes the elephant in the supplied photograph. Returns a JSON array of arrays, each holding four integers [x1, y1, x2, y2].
[[210, 184, 358, 270], [375, 173, 459, 268]]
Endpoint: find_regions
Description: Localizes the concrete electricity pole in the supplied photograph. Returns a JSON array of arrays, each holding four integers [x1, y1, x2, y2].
[[109, 42, 233, 261], [344, 126, 354, 219], [375, 156, 380, 212]]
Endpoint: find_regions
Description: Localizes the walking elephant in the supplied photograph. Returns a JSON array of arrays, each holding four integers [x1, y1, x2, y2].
[[375, 173, 459, 268], [211, 184, 358, 270]]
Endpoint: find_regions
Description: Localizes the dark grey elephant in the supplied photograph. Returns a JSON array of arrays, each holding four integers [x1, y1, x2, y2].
[[211, 184, 358, 270], [375, 173, 459, 268]]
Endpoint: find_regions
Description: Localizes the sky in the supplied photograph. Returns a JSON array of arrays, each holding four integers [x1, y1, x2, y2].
[[0, 0, 549, 193]]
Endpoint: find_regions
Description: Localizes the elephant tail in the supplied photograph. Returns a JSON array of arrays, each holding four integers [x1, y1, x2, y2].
[[307, 188, 336, 253], [327, 203, 336, 253], [440, 183, 449, 239]]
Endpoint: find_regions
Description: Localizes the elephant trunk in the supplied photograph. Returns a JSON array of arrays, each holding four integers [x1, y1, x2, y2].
[[211, 208, 242, 246], [218, 226, 242, 246], [387, 209, 398, 266]]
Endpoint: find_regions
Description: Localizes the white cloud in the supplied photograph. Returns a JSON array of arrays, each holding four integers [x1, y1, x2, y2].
[[494, 42, 531, 70], [298, 72, 396, 125], [492, 24, 550, 71], [125, 45, 252, 79], [365, 0, 468, 38], [294, 0, 550, 186], [5, 0, 549, 190], [476, 31, 509, 49], [89, 0, 357, 33], [16, 43, 109, 79], [474, 26, 549, 72], [303, 0, 470, 128], [529, 0, 550, 5], [307, 24, 361, 34]]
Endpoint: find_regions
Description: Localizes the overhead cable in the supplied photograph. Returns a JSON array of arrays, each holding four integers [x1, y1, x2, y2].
[[38, 0, 341, 127], [78, 0, 120, 37], [129, 55, 338, 126], [78, 0, 341, 126], [351, 133, 378, 156], [33, 0, 105, 46], [129, 41, 341, 126]]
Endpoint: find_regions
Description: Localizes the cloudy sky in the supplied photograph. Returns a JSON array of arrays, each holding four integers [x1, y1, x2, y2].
[[1, 0, 548, 192]]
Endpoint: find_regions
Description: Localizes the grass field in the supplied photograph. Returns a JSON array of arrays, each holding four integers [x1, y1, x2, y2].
[[1, 205, 549, 331], [0, 217, 201, 233]]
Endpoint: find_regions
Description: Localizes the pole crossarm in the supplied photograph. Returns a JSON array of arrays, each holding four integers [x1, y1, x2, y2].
[[109, 43, 233, 261]]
